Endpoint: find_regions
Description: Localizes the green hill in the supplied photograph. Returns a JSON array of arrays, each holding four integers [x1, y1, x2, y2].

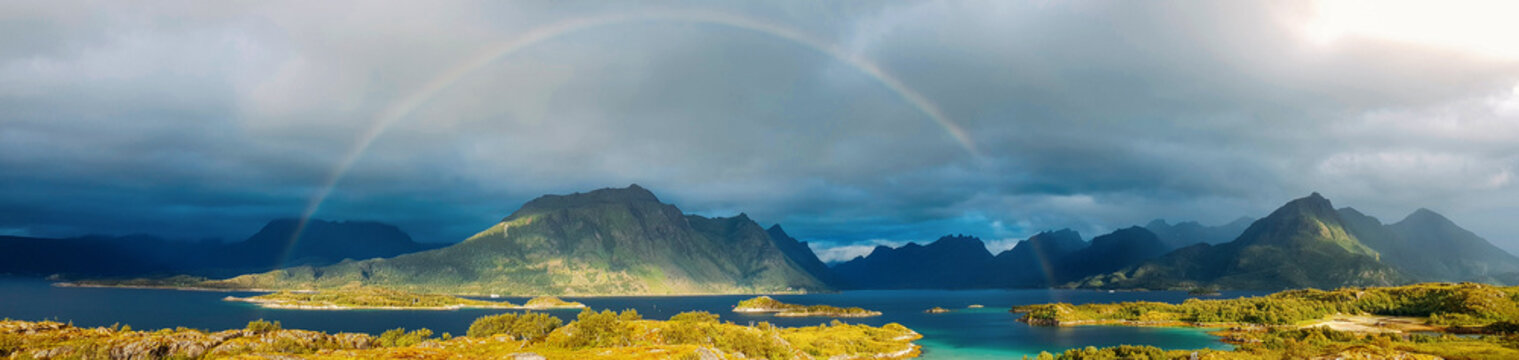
[[1078, 193, 1403, 290], [200, 185, 829, 295]]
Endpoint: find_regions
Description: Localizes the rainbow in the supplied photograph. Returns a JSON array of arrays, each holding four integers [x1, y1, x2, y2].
[[278, 10, 981, 265]]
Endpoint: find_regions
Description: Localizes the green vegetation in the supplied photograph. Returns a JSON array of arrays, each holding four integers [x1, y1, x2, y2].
[[733, 296, 882, 317], [0, 309, 920, 359], [467, 312, 564, 340], [1016, 282, 1519, 327], [376, 327, 433, 347], [1015, 283, 1519, 359], [522, 296, 587, 309]]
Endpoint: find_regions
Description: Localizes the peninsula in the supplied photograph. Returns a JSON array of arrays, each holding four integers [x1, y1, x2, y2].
[[223, 288, 586, 310]]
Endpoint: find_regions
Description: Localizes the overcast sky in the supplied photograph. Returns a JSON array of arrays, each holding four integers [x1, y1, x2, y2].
[[3, 1, 1518, 262]]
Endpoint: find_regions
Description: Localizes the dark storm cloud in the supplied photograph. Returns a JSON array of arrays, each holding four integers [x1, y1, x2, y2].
[[2, 1, 1518, 256]]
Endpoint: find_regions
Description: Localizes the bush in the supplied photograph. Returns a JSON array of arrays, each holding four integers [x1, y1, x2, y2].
[[378, 328, 434, 347], [547, 309, 637, 349], [246, 319, 281, 333], [467, 312, 563, 341]]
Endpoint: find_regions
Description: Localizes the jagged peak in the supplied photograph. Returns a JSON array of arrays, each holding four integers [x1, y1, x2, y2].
[[927, 234, 985, 248], [766, 224, 786, 234]]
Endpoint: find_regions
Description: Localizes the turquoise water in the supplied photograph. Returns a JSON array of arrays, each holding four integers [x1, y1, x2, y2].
[[0, 278, 1261, 358]]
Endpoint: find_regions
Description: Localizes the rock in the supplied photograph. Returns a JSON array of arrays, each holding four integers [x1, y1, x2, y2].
[[925, 307, 951, 313]]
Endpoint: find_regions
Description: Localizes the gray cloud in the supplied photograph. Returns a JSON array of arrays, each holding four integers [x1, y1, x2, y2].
[[2, 1, 1518, 255]]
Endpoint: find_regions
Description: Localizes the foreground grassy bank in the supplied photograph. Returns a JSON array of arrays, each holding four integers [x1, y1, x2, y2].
[[1011, 282, 1519, 359], [0, 309, 919, 359], [222, 288, 586, 310]]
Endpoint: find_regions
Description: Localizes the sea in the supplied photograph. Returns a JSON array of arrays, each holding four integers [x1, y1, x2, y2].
[[0, 277, 1266, 359]]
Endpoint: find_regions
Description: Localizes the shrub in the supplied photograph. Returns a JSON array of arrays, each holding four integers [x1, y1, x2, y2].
[[467, 312, 563, 341], [246, 319, 281, 333], [378, 328, 434, 347]]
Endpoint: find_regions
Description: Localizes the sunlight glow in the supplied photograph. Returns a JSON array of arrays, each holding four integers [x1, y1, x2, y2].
[[1305, 0, 1519, 60]]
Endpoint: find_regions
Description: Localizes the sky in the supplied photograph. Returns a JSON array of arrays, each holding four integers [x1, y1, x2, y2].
[[3, 1, 1519, 262]]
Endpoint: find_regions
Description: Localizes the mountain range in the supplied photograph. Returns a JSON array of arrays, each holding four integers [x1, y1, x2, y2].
[[9, 186, 1518, 293], [0, 219, 441, 278], [199, 185, 829, 295]]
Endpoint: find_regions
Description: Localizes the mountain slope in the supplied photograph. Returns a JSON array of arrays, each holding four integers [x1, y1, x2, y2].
[[1341, 207, 1519, 283], [206, 185, 829, 295], [765, 225, 838, 286], [1079, 193, 1402, 290], [831, 235, 994, 289]]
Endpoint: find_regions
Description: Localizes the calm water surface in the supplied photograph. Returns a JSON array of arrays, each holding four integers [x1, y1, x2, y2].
[[0, 277, 1264, 359]]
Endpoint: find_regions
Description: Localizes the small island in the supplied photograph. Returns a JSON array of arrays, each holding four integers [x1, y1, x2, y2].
[[224, 287, 587, 310], [924, 307, 950, 314], [967, 304, 984, 309], [732, 296, 882, 317]]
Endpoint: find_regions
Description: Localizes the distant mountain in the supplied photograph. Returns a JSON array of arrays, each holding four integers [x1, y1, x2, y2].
[[831, 235, 994, 289], [0, 219, 440, 278], [1079, 193, 1403, 290], [1055, 227, 1170, 281], [0, 234, 206, 277], [989, 229, 1086, 287], [204, 185, 829, 295], [1145, 217, 1254, 250], [766, 225, 838, 287], [1340, 207, 1519, 284], [227, 219, 439, 268]]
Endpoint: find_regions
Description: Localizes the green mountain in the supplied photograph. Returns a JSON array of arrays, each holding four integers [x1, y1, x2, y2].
[[204, 185, 830, 295], [1340, 207, 1519, 284], [1078, 193, 1403, 290]]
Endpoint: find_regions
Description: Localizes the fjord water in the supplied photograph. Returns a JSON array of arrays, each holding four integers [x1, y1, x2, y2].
[[0, 278, 1256, 359]]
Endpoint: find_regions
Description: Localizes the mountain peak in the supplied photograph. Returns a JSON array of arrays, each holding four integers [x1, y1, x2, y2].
[[513, 185, 662, 216], [1271, 192, 1337, 218], [1398, 208, 1453, 227], [766, 224, 786, 235]]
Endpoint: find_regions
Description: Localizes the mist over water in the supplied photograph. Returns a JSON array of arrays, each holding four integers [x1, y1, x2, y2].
[[0, 278, 1260, 359]]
